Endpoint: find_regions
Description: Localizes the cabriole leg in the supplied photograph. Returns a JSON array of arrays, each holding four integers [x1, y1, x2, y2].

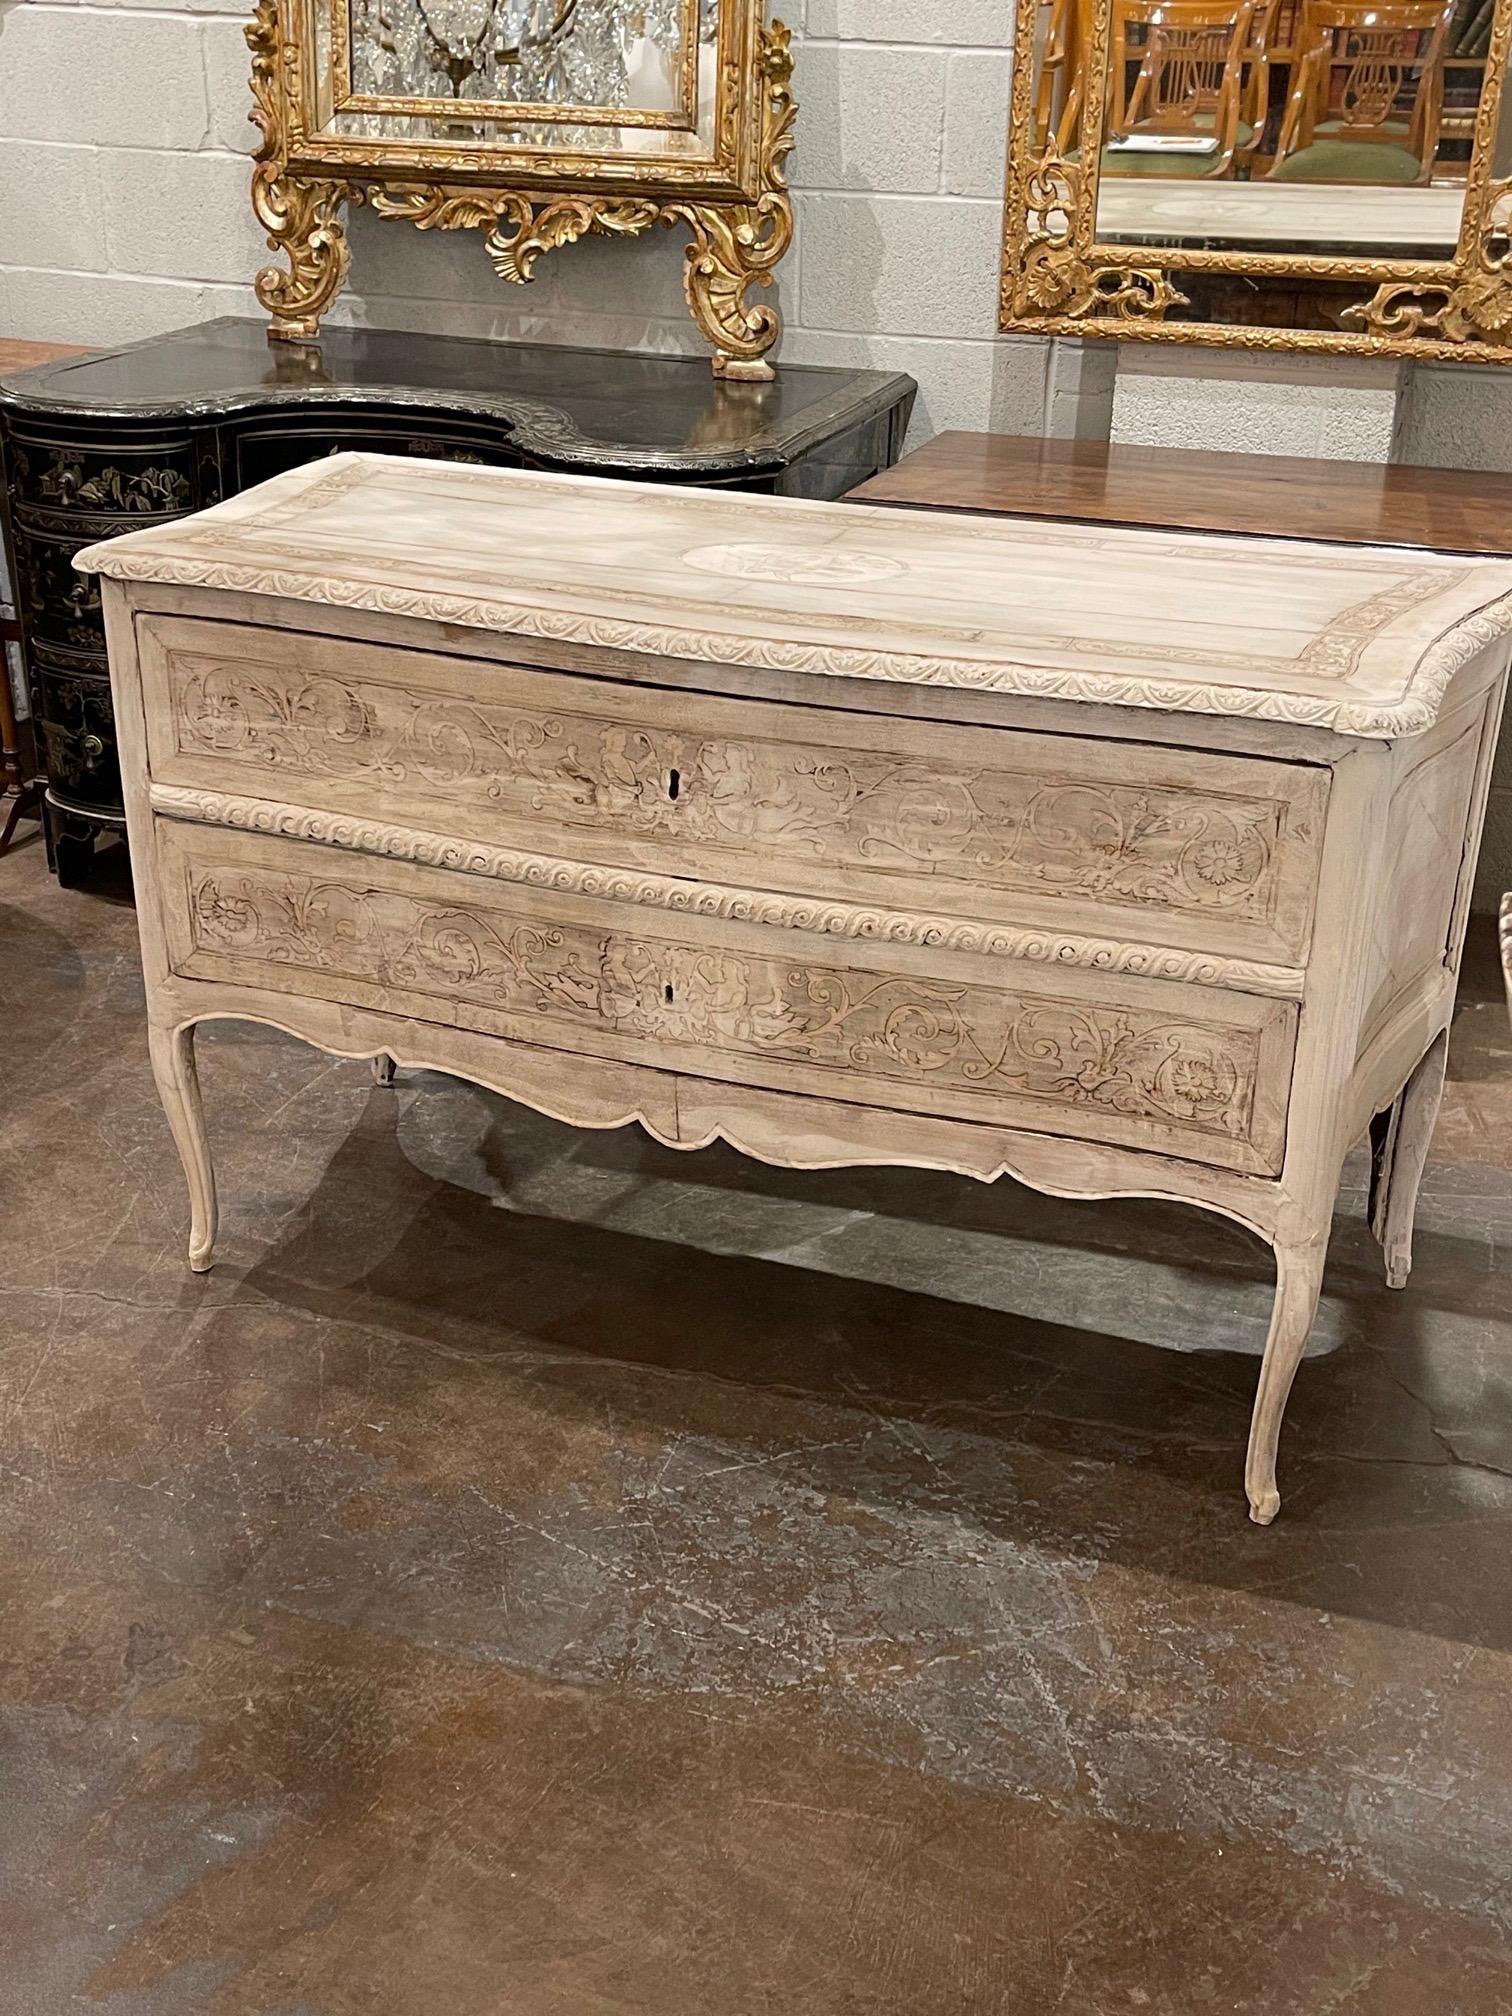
[[148, 1021, 218, 1273], [1370, 1029, 1449, 1291], [1245, 1237, 1328, 1525]]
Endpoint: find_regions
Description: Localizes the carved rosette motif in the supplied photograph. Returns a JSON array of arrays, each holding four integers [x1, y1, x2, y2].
[[244, 0, 795, 375], [171, 658, 1288, 925], [1008, 144, 1186, 327], [185, 860, 1262, 1147]]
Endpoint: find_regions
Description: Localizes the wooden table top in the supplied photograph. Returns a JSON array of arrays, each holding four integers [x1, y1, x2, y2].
[[850, 432, 1512, 558], [79, 450, 1512, 739], [0, 339, 88, 378]]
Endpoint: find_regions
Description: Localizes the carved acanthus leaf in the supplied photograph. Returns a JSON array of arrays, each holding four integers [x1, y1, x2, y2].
[[661, 21, 796, 376], [1008, 142, 1187, 326], [486, 197, 660, 284], [368, 187, 516, 233]]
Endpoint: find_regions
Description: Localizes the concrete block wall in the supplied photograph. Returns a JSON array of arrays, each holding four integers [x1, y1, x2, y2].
[[1110, 351, 1409, 462], [0, 0, 1098, 441], [3, 0, 1508, 457]]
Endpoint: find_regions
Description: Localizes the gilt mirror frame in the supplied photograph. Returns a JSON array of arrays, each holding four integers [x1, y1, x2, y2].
[[998, 0, 1512, 361], [244, 0, 795, 377]]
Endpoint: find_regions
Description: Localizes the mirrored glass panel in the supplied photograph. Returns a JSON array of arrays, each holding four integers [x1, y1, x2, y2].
[[310, 0, 721, 156], [1028, 0, 1492, 257]]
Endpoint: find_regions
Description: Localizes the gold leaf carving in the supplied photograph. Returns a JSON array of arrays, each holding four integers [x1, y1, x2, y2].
[[367, 187, 513, 234], [1000, 0, 1512, 360], [662, 22, 797, 379], [246, 0, 358, 338], [1343, 185, 1512, 349], [244, 0, 796, 370], [486, 197, 661, 285], [367, 186, 660, 284], [1008, 144, 1186, 325]]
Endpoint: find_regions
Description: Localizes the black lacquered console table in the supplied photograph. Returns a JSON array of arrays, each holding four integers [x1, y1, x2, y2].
[[0, 318, 914, 883]]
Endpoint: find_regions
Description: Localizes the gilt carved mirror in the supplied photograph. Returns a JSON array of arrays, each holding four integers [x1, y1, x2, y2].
[[1000, 0, 1512, 358], [245, 0, 795, 376]]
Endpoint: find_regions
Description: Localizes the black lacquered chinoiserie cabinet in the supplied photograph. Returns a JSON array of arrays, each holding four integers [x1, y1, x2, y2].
[[0, 318, 915, 884]]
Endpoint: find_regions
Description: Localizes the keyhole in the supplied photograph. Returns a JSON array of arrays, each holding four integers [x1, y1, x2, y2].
[[667, 767, 681, 802], [663, 983, 674, 1004]]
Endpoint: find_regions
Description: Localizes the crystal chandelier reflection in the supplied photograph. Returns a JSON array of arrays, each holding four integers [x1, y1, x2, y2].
[[350, 0, 706, 112]]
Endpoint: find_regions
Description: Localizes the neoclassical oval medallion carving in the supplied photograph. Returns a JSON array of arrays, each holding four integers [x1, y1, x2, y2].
[[682, 542, 908, 586]]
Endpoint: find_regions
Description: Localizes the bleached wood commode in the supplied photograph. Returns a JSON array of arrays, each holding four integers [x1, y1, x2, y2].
[[79, 455, 1512, 1522]]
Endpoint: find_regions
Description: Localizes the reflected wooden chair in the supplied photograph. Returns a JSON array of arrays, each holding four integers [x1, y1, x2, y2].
[[1036, 0, 1087, 150], [1239, 0, 1282, 161], [1268, 0, 1455, 183], [1100, 0, 1259, 178]]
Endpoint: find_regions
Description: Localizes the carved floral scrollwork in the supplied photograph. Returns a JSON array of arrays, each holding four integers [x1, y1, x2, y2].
[[1000, 0, 1512, 358], [367, 186, 662, 285], [186, 861, 1263, 1149], [153, 782, 1306, 996], [661, 21, 798, 380], [1008, 143, 1187, 325], [173, 659, 1287, 925], [364, 22, 795, 376], [246, 0, 359, 338], [1342, 182, 1512, 349], [242, 0, 795, 372]]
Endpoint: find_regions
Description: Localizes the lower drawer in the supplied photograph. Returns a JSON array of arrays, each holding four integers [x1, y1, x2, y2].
[[30, 661, 122, 816], [155, 822, 1297, 1175]]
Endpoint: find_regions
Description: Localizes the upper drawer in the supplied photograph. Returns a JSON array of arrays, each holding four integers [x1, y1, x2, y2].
[[139, 615, 1328, 966]]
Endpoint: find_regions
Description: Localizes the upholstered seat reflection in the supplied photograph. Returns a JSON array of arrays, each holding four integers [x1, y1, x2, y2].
[[1269, 0, 1454, 182]]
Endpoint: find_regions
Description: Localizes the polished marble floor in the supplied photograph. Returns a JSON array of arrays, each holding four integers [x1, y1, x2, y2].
[[4, 830, 1512, 2014]]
